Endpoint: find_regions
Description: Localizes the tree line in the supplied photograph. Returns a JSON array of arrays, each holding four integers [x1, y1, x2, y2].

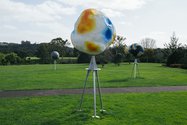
[[0, 33, 186, 69]]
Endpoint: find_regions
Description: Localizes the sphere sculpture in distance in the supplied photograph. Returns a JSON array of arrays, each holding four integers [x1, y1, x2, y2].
[[51, 51, 59, 60], [51, 51, 59, 70], [129, 43, 144, 58], [129, 43, 144, 79], [71, 8, 116, 118], [71, 8, 116, 55]]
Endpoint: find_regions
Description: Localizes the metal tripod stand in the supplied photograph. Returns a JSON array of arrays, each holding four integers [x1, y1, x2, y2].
[[131, 58, 140, 78], [78, 56, 105, 118]]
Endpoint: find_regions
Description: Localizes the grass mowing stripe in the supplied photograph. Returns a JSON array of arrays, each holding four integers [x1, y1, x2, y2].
[[0, 91, 187, 125], [0, 63, 187, 90]]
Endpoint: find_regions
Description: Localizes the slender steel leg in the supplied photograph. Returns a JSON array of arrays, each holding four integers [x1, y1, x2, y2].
[[79, 70, 90, 111], [96, 71, 105, 112], [137, 63, 140, 77], [131, 63, 135, 78], [131, 59, 138, 78], [79, 56, 101, 118], [134, 62, 137, 78], [54, 60, 57, 70], [92, 70, 100, 118]]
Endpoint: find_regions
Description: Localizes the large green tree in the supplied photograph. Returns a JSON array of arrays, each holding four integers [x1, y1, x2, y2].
[[36, 43, 49, 62], [0, 53, 5, 65], [163, 32, 181, 58], [111, 35, 126, 65], [49, 37, 69, 57], [163, 32, 186, 67]]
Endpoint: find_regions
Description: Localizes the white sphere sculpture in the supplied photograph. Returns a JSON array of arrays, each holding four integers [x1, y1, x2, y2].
[[71, 8, 116, 55]]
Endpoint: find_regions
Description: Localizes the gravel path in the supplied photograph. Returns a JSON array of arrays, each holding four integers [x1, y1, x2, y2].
[[0, 86, 187, 98]]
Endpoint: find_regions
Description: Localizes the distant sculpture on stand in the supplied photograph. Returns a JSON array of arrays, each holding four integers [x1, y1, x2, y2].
[[129, 43, 144, 78], [51, 51, 59, 70], [71, 8, 116, 118]]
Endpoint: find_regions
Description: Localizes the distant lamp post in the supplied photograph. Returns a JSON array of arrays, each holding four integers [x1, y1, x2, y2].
[[51, 51, 59, 70]]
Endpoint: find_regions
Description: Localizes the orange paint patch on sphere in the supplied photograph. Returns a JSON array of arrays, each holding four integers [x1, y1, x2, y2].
[[85, 41, 100, 52], [77, 9, 96, 34], [110, 33, 116, 45]]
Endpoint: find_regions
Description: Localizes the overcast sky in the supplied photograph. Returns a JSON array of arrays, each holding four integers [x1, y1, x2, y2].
[[0, 0, 187, 48]]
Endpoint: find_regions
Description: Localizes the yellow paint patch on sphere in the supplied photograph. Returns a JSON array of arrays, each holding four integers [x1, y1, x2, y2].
[[85, 41, 100, 52], [110, 33, 116, 45], [77, 9, 96, 34]]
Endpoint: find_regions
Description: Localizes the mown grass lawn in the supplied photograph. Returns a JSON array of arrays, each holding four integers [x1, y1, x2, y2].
[[0, 63, 187, 90], [0, 91, 187, 125]]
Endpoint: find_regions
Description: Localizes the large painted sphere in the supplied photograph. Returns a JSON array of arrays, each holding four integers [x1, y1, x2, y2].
[[129, 43, 144, 57], [51, 51, 59, 60], [71, 9, 116, 55]]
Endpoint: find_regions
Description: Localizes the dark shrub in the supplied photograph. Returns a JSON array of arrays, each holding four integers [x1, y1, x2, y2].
[[166, 48, 184, 66], [77, 52, 91, 63]]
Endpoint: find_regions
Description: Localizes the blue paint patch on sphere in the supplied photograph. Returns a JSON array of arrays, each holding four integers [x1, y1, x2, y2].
[[72, 30, 75, 34], [129, 43, 144, 57], [104, 28, 112, 42], [106, 18, 112, 25]]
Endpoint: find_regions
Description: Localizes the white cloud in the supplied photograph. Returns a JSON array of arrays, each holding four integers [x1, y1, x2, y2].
[[58, 0, 147, 10], [119, 21, 133, 26], [101, 9, 123, 17], [57, 0, 147, 17], [0, 0, 76, 43], [0, 0, 149, 43], [0, 0, 76, 23], [0, 25, 17, 30]]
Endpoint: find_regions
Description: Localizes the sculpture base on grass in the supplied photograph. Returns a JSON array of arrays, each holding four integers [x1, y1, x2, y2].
[[78, 56, 105, 118], [131, 59, 140, 78]]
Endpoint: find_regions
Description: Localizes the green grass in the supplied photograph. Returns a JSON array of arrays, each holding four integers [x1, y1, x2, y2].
[[0, 63, 187, 90], [62, 57, 77, 60], [26, 57, 40, 60], [0, 91, 187, 125]]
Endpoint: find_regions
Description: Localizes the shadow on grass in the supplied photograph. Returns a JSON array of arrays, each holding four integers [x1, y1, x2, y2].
[[64, 109, 91, 122], [41, 119, 61, 125], [130, 77, 145, 80], [107, 78, 130, 83], [108, 77, 145, 83]]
